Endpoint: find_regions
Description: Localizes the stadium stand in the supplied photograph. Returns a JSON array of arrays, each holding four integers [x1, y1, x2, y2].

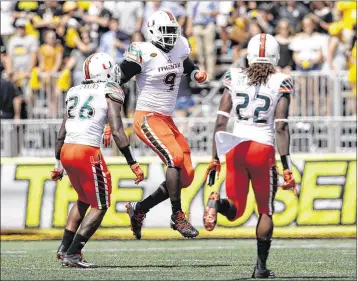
[[1, 1, 356, 156]]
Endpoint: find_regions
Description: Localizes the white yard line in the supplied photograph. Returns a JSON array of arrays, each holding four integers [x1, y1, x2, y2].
[[1, 250, 28, 254]]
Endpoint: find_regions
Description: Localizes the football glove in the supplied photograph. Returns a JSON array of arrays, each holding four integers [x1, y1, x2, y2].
[[280, 169, 297, 196], [204, 158, 221, 186], [130, 163, 144, 185], [102, 123, 112, 147], [51, 160, 66, 181]]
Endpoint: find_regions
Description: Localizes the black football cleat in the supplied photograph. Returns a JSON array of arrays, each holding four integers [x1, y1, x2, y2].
[[56, 244, 87, 263], [126, 202, 146, 240], [62, 253, 97, 268], [170, 211, 199, 238], [251, 266, 275, 279], [56, 244, 67, 261], [203, 191, 220, 231]]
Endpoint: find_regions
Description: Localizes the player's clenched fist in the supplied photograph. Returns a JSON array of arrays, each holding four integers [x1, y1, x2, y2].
[[192, 70, 209, 85], [130, 163, 144, 185], [281, 169, 297, 196], [102, 123, 112, 147], [204, 158, 221, 186], [51, 160, 65, 181]]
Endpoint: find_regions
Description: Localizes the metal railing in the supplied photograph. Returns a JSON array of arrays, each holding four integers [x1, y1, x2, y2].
[[1, 116, 356, 157], [191, 70, 356, 118], [11, 69, 357, 120]]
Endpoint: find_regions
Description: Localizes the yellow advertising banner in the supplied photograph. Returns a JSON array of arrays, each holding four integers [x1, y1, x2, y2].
[[1, 154, 356, 240]]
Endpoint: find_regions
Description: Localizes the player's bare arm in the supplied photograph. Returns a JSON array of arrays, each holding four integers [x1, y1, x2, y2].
[[102, 59, 142, 147], [275, 93, 296, 195], [205, 89, 233, 185], [51, 114, 68, 181], [106, 97, 144, 185]]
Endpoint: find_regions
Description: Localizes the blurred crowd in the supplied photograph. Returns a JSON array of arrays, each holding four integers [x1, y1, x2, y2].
[[0, 1, 357, 120]]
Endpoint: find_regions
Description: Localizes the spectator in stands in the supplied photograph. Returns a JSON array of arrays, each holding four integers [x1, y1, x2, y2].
[[104, 1, 144, 41], [84, 1, 112, 44], [1, 2, 16, 47], [32, 1, 62, 44], [11, 1, 40, 39], [322, 22, 347, 73], [56, 1, 82, 58], [38, 30, 64, 117], [310, 1, 333, 34], [236, 21, 264, 67], [0, 36, 10, 75], [161, 1, 187, 27], [278, 1, 309, 32], [0, 63, 23, 120], [63, 30, 96, 86], [12, 1, 39, 20], [186, 1, 219, 80], [98, 17, 129, 64], [7, 18, 39, 94], [275, 19, 295, 74], [216, 1, 232, 56], [289, 16, 323, 71], [256, 3, 275, 35], [228, 2, 250, 63]]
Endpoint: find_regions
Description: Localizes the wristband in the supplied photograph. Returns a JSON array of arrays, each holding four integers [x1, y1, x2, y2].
[[190, 69, 199, 81], [55, 159, 63, 170], [217, 110, 230, 118], [280, 154, 292, 170], [120, 145, 137, 165]]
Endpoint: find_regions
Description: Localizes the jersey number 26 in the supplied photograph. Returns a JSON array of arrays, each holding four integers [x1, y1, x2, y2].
[[67, 95, 95, 120]]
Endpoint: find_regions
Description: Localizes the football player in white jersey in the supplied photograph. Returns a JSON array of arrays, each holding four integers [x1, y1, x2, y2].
[[203, 34, 297, 278], [111, 10, 208, 239], [50, 53, 144, 268]]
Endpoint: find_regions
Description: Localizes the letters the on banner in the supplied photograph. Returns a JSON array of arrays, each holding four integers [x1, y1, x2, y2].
[[1, 155, 356, 230]]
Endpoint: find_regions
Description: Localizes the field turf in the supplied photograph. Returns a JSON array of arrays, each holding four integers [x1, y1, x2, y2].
[[1, 239, 356, 280]]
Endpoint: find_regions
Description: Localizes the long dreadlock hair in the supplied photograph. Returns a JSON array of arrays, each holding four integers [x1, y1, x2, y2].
[[246, 63, 276, 86]]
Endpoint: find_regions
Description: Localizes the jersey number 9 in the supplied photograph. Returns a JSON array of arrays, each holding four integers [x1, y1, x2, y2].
[[164, 72, 177, 91]]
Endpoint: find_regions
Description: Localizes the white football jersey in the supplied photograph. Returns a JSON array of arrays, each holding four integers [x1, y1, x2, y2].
[[219, 68, 293, 149], [124, 36, 191, 116], [64, 81, 125, 147]]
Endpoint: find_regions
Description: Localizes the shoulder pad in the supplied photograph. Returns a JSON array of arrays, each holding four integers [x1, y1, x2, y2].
[[105, 81, 125, 104], [65, 86, 75, 102], [269, 73, 294, 95], [179, 36, 191, 57], [124, 42, 143, 67], [222, 70, 232, 90], [278, 74, 294, 94]]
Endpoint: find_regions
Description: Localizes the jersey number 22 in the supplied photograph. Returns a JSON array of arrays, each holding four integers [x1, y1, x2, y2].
[[236, 92, 271, 124]]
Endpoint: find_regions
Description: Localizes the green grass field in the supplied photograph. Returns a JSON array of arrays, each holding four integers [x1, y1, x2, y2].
[[1, 239, 356, 280]]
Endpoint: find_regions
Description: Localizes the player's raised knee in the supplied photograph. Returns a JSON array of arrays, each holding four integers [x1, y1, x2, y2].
[[181, 166, 194, 188], [171, 151, 184, 168]]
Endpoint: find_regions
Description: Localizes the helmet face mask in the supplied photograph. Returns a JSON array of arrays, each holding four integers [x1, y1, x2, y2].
[[112, 64, 121, 84], [159, 26, 180, 47], [147, 11, 181, 52]]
